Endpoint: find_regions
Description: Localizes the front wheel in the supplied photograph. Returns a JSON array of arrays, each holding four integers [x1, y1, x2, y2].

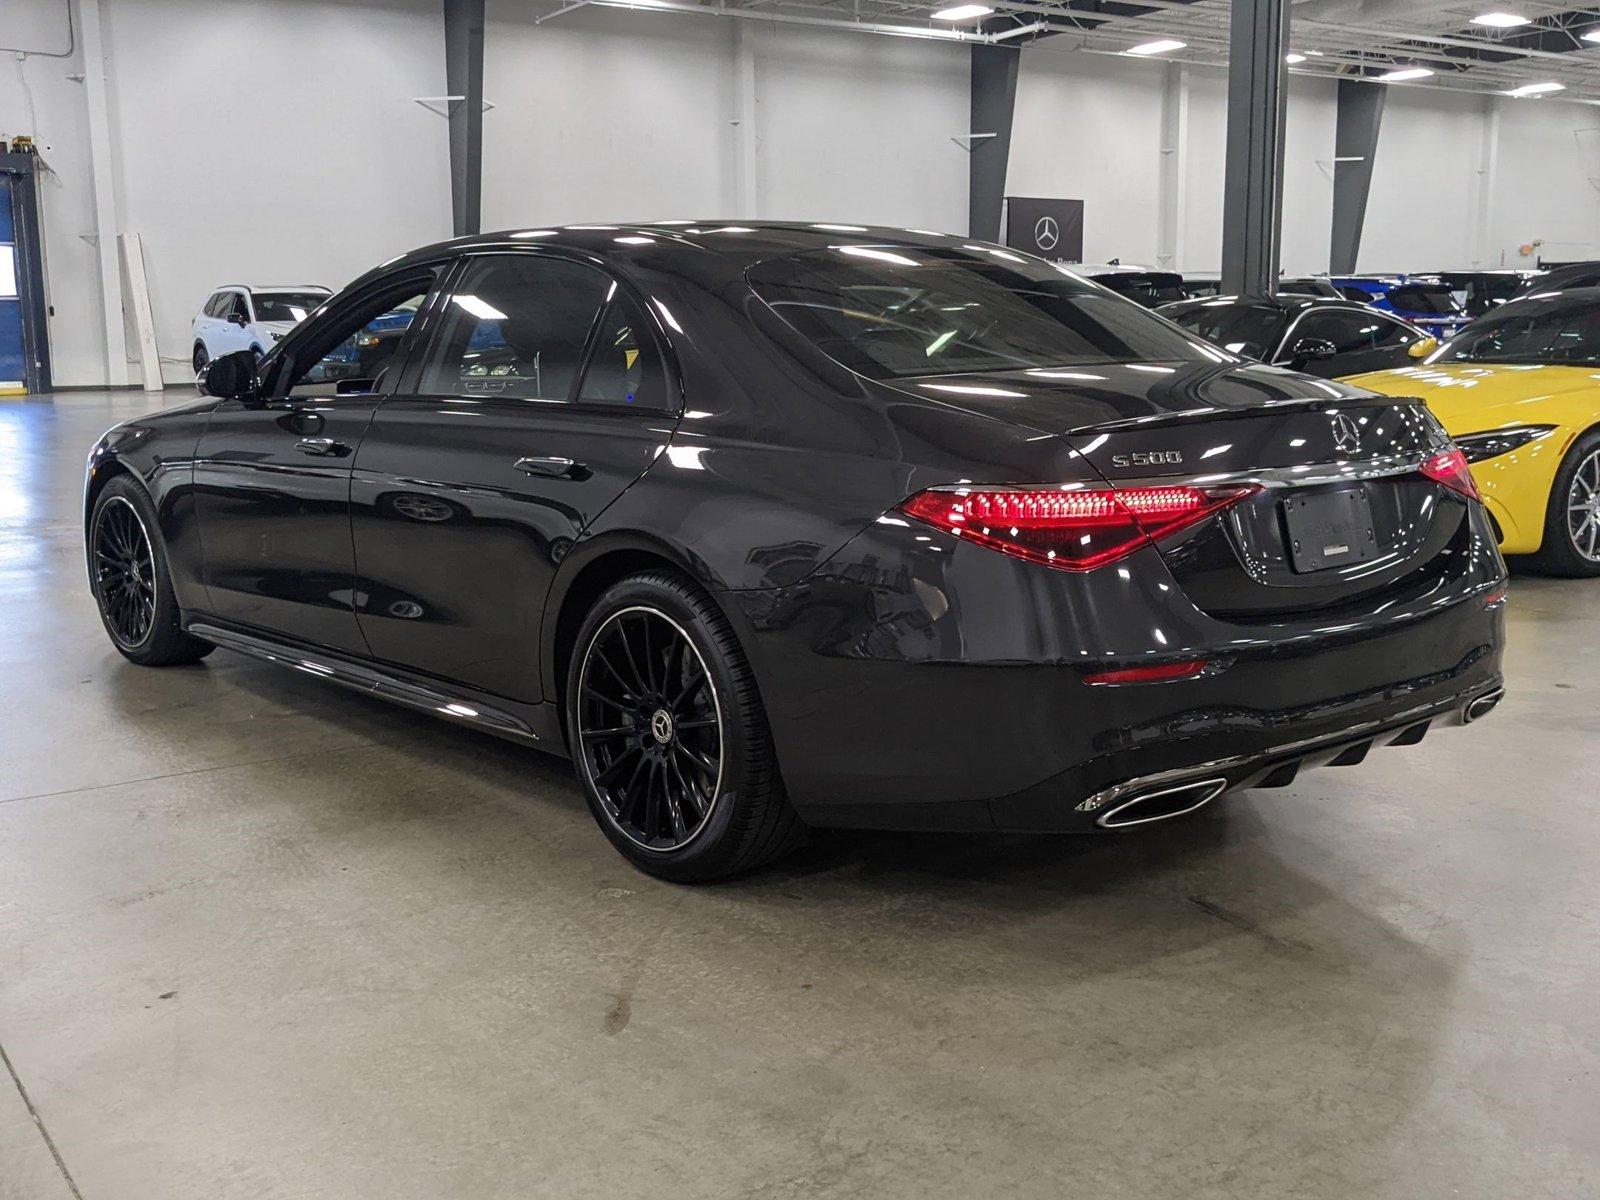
[[566, 572, 805, 882], [89, 476, 214, 666], [192, 342, 209, 372], [1534, 430, 1600, 577]]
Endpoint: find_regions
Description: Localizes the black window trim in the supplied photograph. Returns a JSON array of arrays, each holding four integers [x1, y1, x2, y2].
[[259, 263, 449, 404], [393, 247, 683, 416]]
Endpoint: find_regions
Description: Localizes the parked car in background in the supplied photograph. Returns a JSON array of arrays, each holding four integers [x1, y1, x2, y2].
[[1180, 273, 1222, 300], [1329, 275, 1471, 339], [1277, 275, 1343, 300], [1436, 270, 1540, 317], [1342, 287, 1600, 576], [1071, 262, 1188, 307], [193, 285, 330, 371], [85, 223, 1506, 880], [1158, 294, 1434, 378], [1515, 261, 1600, 299]]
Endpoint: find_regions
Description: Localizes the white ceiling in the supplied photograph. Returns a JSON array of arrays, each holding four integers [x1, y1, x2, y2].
[[553, 0, 1600, 102]]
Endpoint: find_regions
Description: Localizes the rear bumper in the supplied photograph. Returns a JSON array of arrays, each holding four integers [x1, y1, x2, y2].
[[727, 511, 1507, 833]]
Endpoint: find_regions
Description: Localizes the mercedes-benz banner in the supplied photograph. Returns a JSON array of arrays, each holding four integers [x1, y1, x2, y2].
[[1005, 197, 1084, 262]]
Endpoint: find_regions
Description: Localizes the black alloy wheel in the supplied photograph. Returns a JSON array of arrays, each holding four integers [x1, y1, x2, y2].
[[567, 572, 805, 881], [92, 496, 158, 649], [193, 342, 209, 372], [577, 605, 724, 851], [89, 478, 214, 666]]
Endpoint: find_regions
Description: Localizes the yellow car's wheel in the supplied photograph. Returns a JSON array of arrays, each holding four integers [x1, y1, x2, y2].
[[1536, 430, 1600, 578]]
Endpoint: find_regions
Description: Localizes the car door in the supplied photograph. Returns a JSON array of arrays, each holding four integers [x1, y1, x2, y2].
[[221, 291, 253, 353], [349, 251, 678, 703], [191, 267, 442, 653]]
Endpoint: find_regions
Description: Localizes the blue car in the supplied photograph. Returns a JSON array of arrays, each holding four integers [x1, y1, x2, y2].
[[1328, 275, 1471, 340]]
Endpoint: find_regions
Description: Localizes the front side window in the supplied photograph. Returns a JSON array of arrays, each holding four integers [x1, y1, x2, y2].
[[1438, 302, 1600, 366], [228, 293, 250, 323], [1388, 284, 1461, 316], [269, 272, 438, 397], [1294, 310, 1384, 354], [418, 255, 669, 408], [1370, 316, 1419, 350], [1169, 303, 1284, 360], [748, 246, 1208, 380]]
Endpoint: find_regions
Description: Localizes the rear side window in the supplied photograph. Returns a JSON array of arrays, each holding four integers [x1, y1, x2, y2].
[[418, 255, 670, 408], [748, 246, 1207, 379], [204, 292, 229, 318]]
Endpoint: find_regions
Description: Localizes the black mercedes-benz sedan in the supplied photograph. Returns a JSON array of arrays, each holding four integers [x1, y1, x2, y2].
[[85, 223, 1507, 880], [1158, 293, 1434, 378]]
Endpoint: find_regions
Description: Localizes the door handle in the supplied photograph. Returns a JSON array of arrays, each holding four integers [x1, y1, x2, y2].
[[514, 455, 583, 479], [295, 437, 348, 457]]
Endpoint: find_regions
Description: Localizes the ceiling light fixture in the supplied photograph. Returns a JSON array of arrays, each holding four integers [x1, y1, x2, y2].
[[1470, 12, 1532, 28], [1126, 38, 1186, 56], [1286, 52, 1307, 64], [1377, 67, 1435, 83], [931, 4, 991, 19], [1583, 28, 1600, 43], [1505, 80, 1565, 96]]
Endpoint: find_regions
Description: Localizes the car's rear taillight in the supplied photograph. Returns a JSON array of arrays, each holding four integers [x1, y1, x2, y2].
[[896, 483, 1259, 572], [1420, 447, 1480, 501]]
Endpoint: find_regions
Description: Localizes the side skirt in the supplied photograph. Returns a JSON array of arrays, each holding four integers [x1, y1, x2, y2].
[[186, 619, 569, 756]]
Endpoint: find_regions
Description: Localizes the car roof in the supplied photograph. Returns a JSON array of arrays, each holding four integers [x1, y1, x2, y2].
[[1162, 294, 1364, 314], [1500, 285, 1600, 309], [214, 284, 332, 293]]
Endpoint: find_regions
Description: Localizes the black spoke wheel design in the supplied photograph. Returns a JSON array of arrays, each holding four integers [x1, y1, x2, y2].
[[92, 496, 159, 648], [193, 342, 209, 372], [576, 605, 724, 851]]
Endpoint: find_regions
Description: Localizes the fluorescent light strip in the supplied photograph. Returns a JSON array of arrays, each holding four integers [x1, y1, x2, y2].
[[931, 3, 991, 20], [1126, 38, 1185, 56], [1470, 12, 1531, 28], [1505, 81, 1565, 97], [1377, 67, 1434, 83], [1286, 53, 1306, 64]]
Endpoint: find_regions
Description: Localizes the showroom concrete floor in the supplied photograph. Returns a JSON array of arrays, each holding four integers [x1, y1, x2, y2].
[[1, 389, 1596, 1200]]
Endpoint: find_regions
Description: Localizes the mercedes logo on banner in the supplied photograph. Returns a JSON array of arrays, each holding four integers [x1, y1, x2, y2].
[[1033, 216, 1060, 253]]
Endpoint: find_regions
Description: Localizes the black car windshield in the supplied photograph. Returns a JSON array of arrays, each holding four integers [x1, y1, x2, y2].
[[748, 247, 1209, 379], [252, 292, 326, 322], [1437, 300, 1600, 366], [1388, 284, 1462, 316], [1167, 302, 1286, 360]]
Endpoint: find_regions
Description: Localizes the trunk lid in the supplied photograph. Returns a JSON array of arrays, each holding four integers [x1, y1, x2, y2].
[[887, 362, 1467, 619]]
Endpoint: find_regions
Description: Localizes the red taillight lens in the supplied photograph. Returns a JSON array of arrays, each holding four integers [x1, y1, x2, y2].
[[896, 483, 1259, 571], [1420, 447, 1480, 501], [1084, 659, 1209, 686]]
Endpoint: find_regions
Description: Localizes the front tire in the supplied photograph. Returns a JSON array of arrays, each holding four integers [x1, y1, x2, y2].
[[89, 476, 214, 666], [566, 572, 805, 882], [192, 342, 209, 372], [1533, 430, 1600, 577]]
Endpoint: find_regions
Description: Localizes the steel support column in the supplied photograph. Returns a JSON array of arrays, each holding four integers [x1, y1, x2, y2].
[[969, 44, 1020, 241], [1156, 61, 1189, 271], [1330, 78, 1386, 274], [1220, 0, 1290, 296], [444, 0, 485, 237]]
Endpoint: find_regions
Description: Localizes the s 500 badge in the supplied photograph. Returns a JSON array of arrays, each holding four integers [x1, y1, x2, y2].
[[1111, 450, 1184, 468]]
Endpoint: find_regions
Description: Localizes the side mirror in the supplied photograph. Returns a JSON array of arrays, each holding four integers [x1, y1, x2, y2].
[[1289, 337, 1338, 369], [197, 349, 259, 400], [1408, 336, 1440, 359], [229, 311, 248, 327]]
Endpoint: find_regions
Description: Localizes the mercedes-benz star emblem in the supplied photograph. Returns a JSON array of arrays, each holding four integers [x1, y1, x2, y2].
[[650, 709, 675, 745], [1331, 412, 1361, 456], [1034, 215, 1060, 253]]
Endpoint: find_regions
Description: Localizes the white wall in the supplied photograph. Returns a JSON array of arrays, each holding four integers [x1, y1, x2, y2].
[[482, 4, 968, 235], [1489, 96, 1600, 269]]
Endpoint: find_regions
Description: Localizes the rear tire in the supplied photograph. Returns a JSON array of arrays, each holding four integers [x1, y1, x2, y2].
[[566, 571, 805, 882], [89, 476, 214, 666], [1533, 430, 1600, 577]]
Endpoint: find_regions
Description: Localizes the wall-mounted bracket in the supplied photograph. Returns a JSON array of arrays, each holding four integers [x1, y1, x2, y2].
[[412, 95, 497, 117], [951, 132, 997, 152]]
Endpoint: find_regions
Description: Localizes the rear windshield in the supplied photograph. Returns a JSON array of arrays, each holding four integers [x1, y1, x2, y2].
[[252, 292, 326, 322], [1437, 300, 1600, 366], [747, 247, 1208, 379], [1168, 303, 1286, 361], [1387, 284, 1461, 316]]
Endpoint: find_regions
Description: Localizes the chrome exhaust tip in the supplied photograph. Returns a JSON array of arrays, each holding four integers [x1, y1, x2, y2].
[[1096, 778, 1229, 830], [1463, 688, 1504, 724]]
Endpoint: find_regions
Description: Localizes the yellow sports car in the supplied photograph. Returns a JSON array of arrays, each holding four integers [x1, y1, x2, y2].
[[1343, 290, 1600, 576]]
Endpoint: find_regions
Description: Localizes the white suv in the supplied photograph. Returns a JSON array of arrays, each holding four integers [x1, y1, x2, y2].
[[192, 285, 331, 371]]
